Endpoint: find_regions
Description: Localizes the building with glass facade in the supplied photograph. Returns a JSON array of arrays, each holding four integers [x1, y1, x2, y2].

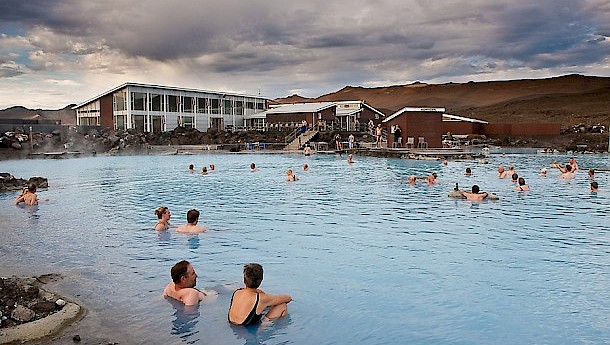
[[73, 83, 268, 132]]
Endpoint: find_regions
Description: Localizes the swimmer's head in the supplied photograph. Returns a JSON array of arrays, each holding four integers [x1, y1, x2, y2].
[[243, 263, 263, 289], [472, 185, 480, 193], [591, 181, 599, 190], [186, 209, 200, 224], [565, 164, 572, 172], [27, 183, 37, 193], [518, 177, 526, 186], [512, 173, 518, 181], [154, 206, 169, 219], [250, 163, 256, 169], [209, 164, 215, 170], [498, 166, 505, 173], [189, 164, 194, 170], [541, 167, 547, 174]]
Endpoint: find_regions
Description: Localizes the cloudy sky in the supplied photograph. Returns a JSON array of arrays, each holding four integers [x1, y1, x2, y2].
[[1, 0, 609, 109]]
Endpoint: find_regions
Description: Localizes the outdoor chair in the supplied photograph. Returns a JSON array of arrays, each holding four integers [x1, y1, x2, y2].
[[418, 137, 428, 149], [406, 137, 415, 148]]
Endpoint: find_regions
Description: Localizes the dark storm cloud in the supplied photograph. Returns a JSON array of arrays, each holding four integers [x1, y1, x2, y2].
[[1, 0, 608, 85]]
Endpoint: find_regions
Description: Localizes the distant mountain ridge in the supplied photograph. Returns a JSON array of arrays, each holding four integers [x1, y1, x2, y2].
[[0, 105, 76, 125], [275, 74, 610, 127]]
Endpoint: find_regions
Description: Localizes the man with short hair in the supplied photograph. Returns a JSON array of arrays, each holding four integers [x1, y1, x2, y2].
[[460, 184, 489, 201], [228, 263, 292, 325], [163, 260, 211, 306], [176, 209, 206, 233], [590, 181, 599, 192], [560, 164, 575, 179]]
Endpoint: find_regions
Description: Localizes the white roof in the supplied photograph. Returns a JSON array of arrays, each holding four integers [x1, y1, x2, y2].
[[442, 113, 488, 124], [383, 106, 445, 122], [72, 82, 268, 109], [243, 111, 268, 119], [266, 102, 335, 114]]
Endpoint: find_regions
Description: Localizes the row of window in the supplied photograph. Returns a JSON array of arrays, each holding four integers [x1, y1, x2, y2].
[[113, 91, 265, 115]]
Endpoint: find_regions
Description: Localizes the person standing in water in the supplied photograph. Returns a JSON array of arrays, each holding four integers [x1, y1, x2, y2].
[[154, 206, 171, 231], [176, 209, 206, 233], [15, 183, 39, 206]]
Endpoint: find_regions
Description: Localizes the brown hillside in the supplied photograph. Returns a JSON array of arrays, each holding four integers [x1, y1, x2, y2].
[[277, 74, 610, 128]]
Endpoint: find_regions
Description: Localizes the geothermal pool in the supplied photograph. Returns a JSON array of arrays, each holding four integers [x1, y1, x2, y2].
[[1, 152, 609, 344]]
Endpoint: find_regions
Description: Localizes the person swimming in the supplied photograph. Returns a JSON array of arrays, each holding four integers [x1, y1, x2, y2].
[[465, 167, 472, 176], [460, 184, 489, 201], [515, 177, 530, 191], [187, 164, 195, 173], [497, 166, 507, 179], [201, 166, 208, 175], [250, 163, 259, 172], [347, 154, 354, 164], [286, 169, 298, 181], [154, 206, 171, 231], [303, 163, 309, 171], [590, 181, 599, 192]]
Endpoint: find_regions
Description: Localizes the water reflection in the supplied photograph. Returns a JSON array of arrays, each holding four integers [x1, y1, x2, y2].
[[229, 315, 292, 345], [187, 235, 200, 249], [16, 204, 40, 223], [165, 296, 201, 338], [157, 230, 171, 242]]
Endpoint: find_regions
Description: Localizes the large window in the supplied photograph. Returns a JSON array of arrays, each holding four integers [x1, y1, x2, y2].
[[184, 96, 194, 113], [256, 102, 264, 110], [115, 115, 126, 130], [246, 101, 254, 110], [167, 95, 179, 112], [223, 99, 232, 114], [133, 115, 146, 131], [131, 92, 146, 111], [211, 99, 220, 114], [197, 98, 208, 113], [234, 100, 244, 115], [113, 92, 127, 111], [150, 94, 162, 111], [182, 116, 195, 128]]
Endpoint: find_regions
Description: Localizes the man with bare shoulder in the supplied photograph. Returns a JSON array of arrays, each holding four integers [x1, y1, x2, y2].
[[163, 260, 212, 306], [15, 183, 39, 206], [559, 164, 575, 179], [228, 263, 292, 325], [176, 209, 206, 233], [460, 184, 489, 201]]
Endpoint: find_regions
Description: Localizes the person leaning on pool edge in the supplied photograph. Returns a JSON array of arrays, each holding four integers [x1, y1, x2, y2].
[[228, 263, 292, 325]]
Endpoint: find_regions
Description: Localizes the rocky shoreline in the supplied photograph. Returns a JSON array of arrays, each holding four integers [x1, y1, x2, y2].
[[0, 275, 82, 344]]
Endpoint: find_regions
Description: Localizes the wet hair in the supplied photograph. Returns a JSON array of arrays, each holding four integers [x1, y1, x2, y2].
[[189, 164, 194, 170], [565, 164, 572, 172], [171, 260, 190, 284], [243, 263, 263, 288], [518, 177, 526, 186], [27, 183, 37, 193], [186, 209, 200, 224], [472, 184, 480, 193], [154, 206, 169, 219], [591, 181, 599, 189], [498, 166, 505, 172], [465, 168, 471, 174], [250, 163, 256, 169], [202, 166, 207, 172], [512, 173, 518, 181], [209, 164, 215, 170], [588, 169, 595, 176]]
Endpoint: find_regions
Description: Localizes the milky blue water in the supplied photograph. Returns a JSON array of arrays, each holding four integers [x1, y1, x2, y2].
[[1, 152, 609, 345]]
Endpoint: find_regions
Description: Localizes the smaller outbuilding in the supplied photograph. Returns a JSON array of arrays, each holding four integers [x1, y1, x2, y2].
[[383, 107, 445, 148]]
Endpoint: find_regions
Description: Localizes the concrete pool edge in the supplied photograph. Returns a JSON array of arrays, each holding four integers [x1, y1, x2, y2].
[[0, 276, 84, 345]]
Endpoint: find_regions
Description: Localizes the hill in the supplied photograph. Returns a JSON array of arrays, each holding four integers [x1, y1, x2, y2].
[[275, 74, 610, 128], [0, 105, 76, 125]]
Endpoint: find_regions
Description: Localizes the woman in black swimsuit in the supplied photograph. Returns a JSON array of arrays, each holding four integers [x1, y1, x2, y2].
[[228, 263, 292, 325]]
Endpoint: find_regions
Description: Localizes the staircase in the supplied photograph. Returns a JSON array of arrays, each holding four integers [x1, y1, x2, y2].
[[284, 130, 319, 151]]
